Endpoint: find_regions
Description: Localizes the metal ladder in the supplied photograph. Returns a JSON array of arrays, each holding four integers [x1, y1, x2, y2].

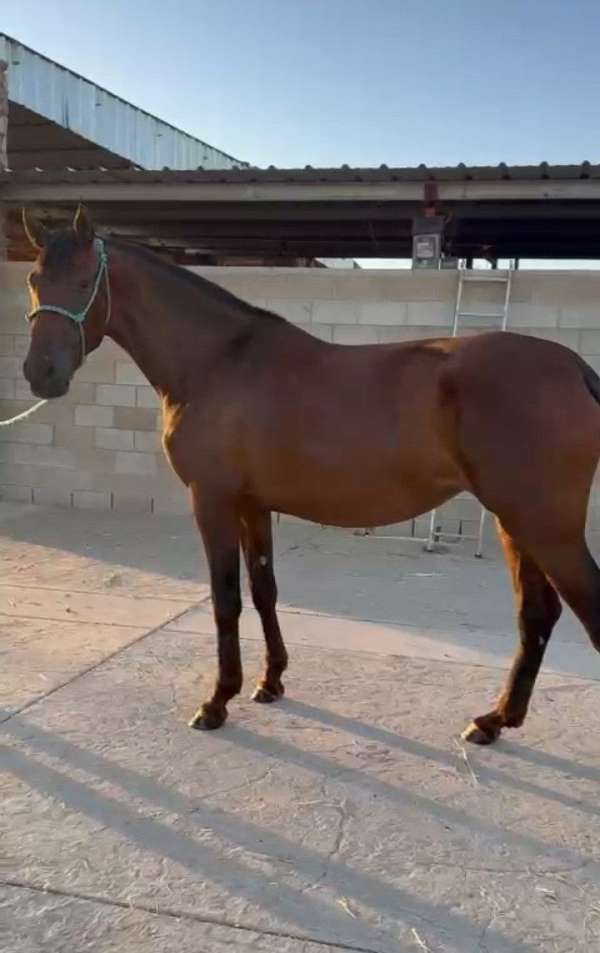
[[424, 264, 514, 556]]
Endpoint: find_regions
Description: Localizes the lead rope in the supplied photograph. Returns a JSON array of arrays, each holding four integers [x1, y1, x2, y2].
[[0, 241, 111, 428], [0, 399, 49, 426]]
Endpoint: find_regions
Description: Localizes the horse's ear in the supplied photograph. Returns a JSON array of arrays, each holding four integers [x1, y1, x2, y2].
[[22, 208, 47, 250], [73, 204, 95, 245]]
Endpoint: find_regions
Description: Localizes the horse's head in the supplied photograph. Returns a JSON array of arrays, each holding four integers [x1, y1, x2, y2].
[[22, 205, 110, 398]]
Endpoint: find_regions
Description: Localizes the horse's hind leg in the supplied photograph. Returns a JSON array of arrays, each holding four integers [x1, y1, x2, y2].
[[240, 505, 288, 703], [463, 521, 562, 745]]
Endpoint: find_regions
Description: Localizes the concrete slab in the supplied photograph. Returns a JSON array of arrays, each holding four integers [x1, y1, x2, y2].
[[2, 504, 600, 952], [0, 616, 148, 715], [0, 584, 193, 629], [0, 504, 207, 602], [168, 602, 599, 681], [2, 630, 600, 953], [0, 504, 314, 602], [0, 884, 343, 953]]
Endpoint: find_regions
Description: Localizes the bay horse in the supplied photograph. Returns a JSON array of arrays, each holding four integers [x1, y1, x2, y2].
[[21, 206, 600, 744]]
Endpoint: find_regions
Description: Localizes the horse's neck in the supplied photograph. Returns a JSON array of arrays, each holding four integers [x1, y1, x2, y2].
[[106, 245, 249, 403]]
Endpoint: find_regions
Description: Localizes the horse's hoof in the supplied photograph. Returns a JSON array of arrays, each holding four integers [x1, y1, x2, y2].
[[251, 682, 284, 704], [188, 704, 227, 730], [461, 718, 501, 745]]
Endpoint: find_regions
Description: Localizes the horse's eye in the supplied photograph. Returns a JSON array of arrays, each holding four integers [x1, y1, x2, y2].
[[79, 279, 91, 291]]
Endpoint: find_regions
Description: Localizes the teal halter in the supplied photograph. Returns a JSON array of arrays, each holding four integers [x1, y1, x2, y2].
[[26, 238, 111, 365]]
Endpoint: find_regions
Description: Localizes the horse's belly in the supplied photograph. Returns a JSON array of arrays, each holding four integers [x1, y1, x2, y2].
[[259, 462, 461, 528]]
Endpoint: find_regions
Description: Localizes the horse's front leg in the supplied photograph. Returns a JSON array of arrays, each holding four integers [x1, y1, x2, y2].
[[240, 504, 288, 703], [188, 485, 242, 730]]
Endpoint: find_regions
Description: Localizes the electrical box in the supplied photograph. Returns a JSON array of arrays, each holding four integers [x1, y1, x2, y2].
[[411, 215, 444, 270]]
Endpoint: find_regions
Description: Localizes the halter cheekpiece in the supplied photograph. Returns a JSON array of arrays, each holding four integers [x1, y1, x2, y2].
[[25, 237, 111, 365]]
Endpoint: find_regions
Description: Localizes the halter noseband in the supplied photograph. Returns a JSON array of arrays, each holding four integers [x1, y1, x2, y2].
[[25, 238, 111, 366]]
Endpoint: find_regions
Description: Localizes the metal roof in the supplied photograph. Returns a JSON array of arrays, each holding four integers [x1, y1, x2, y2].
[[0, 33, 247, 171], [2, 161, 600, 182]]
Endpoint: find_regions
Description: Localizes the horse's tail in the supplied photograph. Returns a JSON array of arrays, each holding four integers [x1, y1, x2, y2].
[[580, 355, 600, 407]]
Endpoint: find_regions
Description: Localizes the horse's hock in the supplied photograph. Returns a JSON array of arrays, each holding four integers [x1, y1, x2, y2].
[[1, 263, 599, 534]]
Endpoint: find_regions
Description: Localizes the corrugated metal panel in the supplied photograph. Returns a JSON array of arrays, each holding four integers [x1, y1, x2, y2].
[[0, 33, 247, 171]]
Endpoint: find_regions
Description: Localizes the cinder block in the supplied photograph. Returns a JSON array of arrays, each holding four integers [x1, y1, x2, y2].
[[115, 451, 158, 476], [115, 362, 148, 385], [68, 381, 97, 404], [12, 335, 29, 358], [302, 323, 333, 342], [559, 308, 600, 329], [97, 384, 136, 407], [0, 357, 22, 377], [510, 304, 559, 328], [98, 338, 128, 361], [69, 359, 115, 384], [14, 379, 33, 401], [358, 301, 407, 326], [33, 486, 73, 507], [0, 422, 53, 445], [0, 262, 30, 287], [136, 387, 160, 408], [112, 491, 153, 513], [406, 302, 453, 326], [531, 275, 600, 307], [0, 335, 15, 356], [73, 490, 112, 510], [0, 463, 95, 491], [54, 423, 95, 451], [312, 300, 360, 325], [0, 484, 33, 503], [75, 405, 115, 427], [152, 489, 190, 515], [75, 448, 119, 476], [263, 299, 313, 324], [12, 444, 75, 468], [0, 379, 15, 398], [333, 325, 378, 345], [580, 330, 600, 355], [134, 430, 162, 453], [377, 326, 442, 343], [95, 427, 134, 451], [115, 406, 159, 431], [520, 328, 579, 350]]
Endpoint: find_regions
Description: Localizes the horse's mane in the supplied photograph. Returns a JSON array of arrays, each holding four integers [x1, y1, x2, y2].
[[40, 230, 287, 325], [108, 237, 287, 324]]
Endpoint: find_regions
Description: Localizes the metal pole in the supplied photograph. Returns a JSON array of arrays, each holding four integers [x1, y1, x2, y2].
[[424, 508, 437, 552], [475, 507, 486, 558]]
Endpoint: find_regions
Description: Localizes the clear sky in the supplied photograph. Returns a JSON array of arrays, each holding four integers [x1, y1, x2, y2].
[[3, 0, 600, 170]]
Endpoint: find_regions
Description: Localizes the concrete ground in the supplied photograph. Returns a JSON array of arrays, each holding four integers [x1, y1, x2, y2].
[[1, 502, 600, 953]]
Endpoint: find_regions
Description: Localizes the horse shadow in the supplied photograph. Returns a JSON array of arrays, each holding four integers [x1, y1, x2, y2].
[[1, 708, 559, 953]]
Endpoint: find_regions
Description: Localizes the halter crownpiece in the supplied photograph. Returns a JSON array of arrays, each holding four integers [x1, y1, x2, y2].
[[25, 237, 111, 365]]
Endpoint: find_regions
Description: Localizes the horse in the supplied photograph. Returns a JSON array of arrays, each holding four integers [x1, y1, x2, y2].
[[20, 205, 600, 744]]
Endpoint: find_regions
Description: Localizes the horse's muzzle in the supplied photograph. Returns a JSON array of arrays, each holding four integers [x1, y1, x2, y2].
[[23, 356, 70, 399]]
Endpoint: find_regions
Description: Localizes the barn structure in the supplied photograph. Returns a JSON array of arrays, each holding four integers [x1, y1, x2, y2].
[[2, 34, 600, 540]]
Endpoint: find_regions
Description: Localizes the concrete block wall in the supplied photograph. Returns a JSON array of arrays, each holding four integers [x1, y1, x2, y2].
[[1, 261, 600, 535]]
